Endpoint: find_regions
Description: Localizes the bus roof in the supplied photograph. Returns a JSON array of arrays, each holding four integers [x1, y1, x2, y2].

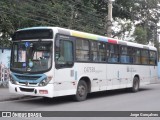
[[17, 26, 53, 31], [16, 26, 157, 51], [56, 27, 157, 51]]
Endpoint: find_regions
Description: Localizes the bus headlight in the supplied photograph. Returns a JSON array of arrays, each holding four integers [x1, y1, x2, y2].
[[10, 75, 17, 84], [39, 76, 52, 86]]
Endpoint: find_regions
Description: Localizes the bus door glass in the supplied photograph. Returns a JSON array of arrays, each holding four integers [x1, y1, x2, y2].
[[54, 35, 75, 91]]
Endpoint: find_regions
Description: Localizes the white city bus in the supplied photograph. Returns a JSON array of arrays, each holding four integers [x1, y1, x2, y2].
[[9, 27, 158, 101]]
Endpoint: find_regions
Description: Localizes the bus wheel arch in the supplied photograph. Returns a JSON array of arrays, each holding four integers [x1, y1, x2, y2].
[[132, 75, 140, 92], [74, 77, 91, 101], [79, 77, 91, 93]]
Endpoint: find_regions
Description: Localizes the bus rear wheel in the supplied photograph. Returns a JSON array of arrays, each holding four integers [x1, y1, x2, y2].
[[74, 80, 88, 101], [131, 77, 139, 92]]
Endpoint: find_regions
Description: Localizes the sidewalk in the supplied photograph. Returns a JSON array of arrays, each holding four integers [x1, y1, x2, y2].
[[150, 78, 160, 84], [0, 87, 28, 102]]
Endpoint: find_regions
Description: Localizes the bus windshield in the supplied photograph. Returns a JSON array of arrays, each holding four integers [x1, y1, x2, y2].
[[10, 41, 52, 73]]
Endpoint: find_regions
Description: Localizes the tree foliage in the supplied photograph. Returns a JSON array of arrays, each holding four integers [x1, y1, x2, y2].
[[0, 0, 160, 48], [133, 26, 147, 44], [132, 0, 160, 44]]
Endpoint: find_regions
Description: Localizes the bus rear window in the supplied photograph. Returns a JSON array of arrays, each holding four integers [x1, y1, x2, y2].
[[12, 29, 53, 40]]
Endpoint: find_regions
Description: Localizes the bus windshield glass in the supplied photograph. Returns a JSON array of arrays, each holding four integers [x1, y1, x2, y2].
[[10, 41, 52, 73]]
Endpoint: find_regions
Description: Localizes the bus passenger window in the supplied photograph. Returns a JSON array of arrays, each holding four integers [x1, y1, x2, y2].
[[98, 42, 106, 62], [76, 39, 90, 61], [149, 51, 157, 65], [120, 46, 127, 63], [120, 46, 133, 64], [90, 41, 98, 62], [107, 44, 119, 63], [133, 48, 141, 64], [141, 50, 149, 65]]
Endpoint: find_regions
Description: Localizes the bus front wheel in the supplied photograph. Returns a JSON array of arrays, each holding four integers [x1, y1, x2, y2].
[[74, 80, 88, 101], [131, 77, 139, 92]]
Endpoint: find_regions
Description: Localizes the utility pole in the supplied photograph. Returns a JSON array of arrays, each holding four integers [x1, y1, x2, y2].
[[157, 25, 160, 62], [107, 0, 113, 37], [155, 24, 159, 61]]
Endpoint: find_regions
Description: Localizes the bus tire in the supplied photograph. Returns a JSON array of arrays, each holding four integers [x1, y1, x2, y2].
[[131, 77, 139, 92], [74, 80, 88, 101]]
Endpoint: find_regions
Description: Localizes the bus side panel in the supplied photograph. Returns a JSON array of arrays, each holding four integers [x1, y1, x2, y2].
[[74, 63, 107, 92], [54, 63, 107, 96], [107, 64, 119, 90], [131, 65, 150, 86], [150, 66, 158, 83], [106, 64, 131, 90], [54, 67, 77, 97]]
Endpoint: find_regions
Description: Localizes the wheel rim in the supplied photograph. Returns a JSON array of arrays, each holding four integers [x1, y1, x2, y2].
[[77, 85, 86, 97]]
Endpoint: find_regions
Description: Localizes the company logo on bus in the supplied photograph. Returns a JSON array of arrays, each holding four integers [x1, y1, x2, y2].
[[25, 82, 29, 86]]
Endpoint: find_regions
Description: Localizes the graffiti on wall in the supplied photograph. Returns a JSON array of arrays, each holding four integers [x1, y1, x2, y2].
[[0, 49, 10, 87]]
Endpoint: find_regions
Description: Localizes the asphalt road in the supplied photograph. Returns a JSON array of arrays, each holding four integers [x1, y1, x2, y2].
[[0, 84, 160, 120]]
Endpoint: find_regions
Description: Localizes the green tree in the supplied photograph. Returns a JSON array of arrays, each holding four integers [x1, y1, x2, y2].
[[133, 26, 147, 44], [0, 0, 160, 48]]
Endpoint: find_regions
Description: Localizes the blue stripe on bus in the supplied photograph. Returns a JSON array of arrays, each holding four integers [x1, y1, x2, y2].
[[11, 73, 47, 83]]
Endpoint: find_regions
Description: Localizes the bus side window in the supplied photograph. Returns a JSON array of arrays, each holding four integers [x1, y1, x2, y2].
[[149, 51, 157, 66], [133, 48, 141, 64], [58, 40, 73, 63], [90, 41, 98, 62], [120, 46, 133, 64], [107, 44, 119, 63], [120, 46, 127, 63], [76, 38, 90, 61], [98, 42, 106, 62], [141, 49, 149, 65]]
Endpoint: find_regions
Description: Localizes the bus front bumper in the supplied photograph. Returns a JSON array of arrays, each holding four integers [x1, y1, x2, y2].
[[9, 81, 54, 98]]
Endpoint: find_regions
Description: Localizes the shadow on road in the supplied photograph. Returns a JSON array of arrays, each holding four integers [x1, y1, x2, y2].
[[17, 87, 152, 106], [87, 87, 152, 100]]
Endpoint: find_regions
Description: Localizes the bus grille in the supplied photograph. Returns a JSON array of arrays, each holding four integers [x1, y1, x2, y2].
[[20, 87, 34, 92], [19, 82, 37, 85], [15, 75, 41, 80]]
